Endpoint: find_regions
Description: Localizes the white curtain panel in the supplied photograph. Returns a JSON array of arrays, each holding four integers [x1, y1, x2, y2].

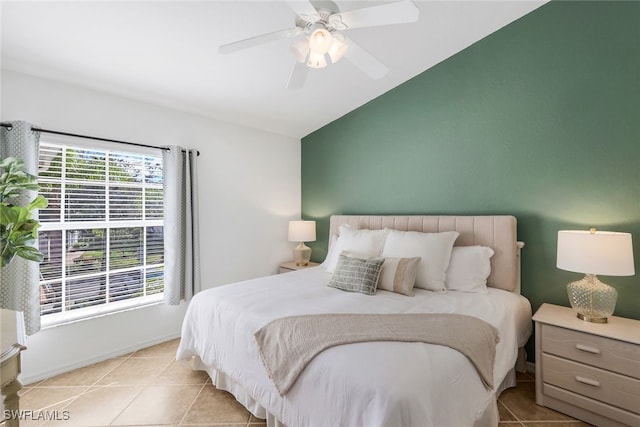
[[162, 146, 201, 305], [0, 121, 42, 335]]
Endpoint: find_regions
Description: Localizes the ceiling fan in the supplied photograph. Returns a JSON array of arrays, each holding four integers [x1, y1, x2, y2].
[[219, 1, 420, 89]]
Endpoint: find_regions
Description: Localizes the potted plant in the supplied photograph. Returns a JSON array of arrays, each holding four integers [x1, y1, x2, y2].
[[0, 157, 48, 268]]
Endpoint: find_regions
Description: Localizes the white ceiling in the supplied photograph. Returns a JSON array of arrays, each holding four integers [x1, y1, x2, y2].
[[1, 1, 547, 138]]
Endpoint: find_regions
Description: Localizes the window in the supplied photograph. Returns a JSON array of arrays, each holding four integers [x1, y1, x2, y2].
[[37, 141, 164, 324]]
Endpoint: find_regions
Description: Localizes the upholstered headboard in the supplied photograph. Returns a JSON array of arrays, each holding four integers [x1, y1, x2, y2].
[[329, 215, 523, 293]]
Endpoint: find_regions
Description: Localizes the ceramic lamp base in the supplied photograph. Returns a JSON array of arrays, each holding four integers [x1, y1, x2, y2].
[[293, 242, 312, 266], [567, 274, 617, 323]]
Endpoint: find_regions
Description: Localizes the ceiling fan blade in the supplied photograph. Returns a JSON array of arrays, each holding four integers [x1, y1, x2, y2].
[[219, 28, 298, 54], [343, 38, 388, 80], [286, 1, 319, 22], [287, 61, 309, 90], [336, 0, 419, 30]]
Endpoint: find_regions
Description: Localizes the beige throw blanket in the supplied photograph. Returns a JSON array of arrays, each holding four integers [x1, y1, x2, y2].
[[254, 313, 499, 396]]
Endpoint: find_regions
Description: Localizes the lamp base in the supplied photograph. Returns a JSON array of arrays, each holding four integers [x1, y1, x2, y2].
[[567, 274, 617, 323], [293, 242, 312, 266], [576, 312, 608, 324]]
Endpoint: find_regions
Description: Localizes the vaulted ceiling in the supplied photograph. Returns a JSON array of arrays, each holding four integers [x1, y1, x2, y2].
[[1, 1, 547, 138]]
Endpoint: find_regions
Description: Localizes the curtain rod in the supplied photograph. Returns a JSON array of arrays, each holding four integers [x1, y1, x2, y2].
[[0, 122, 200, 156]]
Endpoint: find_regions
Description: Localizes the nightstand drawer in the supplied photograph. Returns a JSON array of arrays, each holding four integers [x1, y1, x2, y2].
[[543, 383, 640, 426], [541, 324, 640, 379], [542, 353, 640, 413]]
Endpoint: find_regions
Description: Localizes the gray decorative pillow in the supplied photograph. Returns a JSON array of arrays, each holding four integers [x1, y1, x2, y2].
[[328, 253, 385, 295], [377, 257, 421, 296]]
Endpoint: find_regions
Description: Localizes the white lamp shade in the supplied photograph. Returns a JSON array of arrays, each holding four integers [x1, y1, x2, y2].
[[288, 220, 316, 242], [557, 230, 635, 276], [309, 28, 332, 54], [290, 37, 309, 63], [307, 51, 327, 68], [328, 35, 347, 64]]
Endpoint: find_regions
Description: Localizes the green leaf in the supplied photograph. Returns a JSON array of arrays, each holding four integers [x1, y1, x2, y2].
[[16, 219, 40, 234], [3, 205, 19, 223], [28, 195, 48, 210], [12, 233, 36, 245], [16, 205, 31, 223], [0, 157, 19, 168], [0, 204, 11, 225], [15, 245, 44, 263], [0, 252, 16, 268]]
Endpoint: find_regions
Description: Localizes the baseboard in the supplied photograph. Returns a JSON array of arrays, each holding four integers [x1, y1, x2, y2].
[[21, 332, 181, 385]]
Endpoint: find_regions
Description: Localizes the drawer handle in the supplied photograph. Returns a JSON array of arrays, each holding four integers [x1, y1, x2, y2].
[[575, 376, 601, 388], [575, 344, 600, 355]]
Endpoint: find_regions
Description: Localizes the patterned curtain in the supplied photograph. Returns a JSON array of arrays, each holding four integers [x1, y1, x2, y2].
[[0, 121, 41, 335], [162, 146, 201, 304]]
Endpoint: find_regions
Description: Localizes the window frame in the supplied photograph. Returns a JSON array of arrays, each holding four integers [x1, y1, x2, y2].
[[37, 135, 165, 328]]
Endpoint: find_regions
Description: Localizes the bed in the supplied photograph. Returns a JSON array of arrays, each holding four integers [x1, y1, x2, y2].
[[177, 215, 532, 427]]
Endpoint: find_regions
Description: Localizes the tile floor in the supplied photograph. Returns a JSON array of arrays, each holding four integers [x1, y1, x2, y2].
[[17, 338, 589, 427]]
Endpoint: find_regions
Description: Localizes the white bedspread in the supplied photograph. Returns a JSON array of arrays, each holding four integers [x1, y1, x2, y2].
[[177, 267, 532, 427]]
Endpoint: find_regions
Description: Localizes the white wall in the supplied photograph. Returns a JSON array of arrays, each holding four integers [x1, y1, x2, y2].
[[1, 70, 301, 383]]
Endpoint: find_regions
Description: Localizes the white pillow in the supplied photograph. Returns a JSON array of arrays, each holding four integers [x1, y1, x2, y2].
[[320, 234, 338, 271], [381, 229, 459, 291], [445, 246, 494, 293], [322, 225, 388, 273]]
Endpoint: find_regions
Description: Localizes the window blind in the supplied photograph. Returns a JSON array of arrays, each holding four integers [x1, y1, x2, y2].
[[37, 142, 164, 321]]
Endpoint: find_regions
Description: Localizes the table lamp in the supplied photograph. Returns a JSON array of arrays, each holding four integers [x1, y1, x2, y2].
[[556, 228, 635, 323], [288, 220, 316, 266]]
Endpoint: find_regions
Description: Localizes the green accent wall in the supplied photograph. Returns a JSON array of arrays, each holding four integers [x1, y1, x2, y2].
[[301, 0, 640, 348]]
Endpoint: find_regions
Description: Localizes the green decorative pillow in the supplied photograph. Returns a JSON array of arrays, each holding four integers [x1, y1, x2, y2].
[[328, 253, 385, 295]]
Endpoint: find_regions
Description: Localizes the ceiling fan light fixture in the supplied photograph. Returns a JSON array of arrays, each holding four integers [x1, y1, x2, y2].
[[221, 0, 421, 89], [290, 37, 310, 63], [328, 35, 347, 64], [308, 28, 332, 54], [307, 51, 327, 69]]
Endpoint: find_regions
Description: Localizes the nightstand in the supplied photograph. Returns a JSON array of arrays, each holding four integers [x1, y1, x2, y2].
[[533, 303, 640, 427], [279, 261, 320, 274], [1, 309, 27, 427]]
